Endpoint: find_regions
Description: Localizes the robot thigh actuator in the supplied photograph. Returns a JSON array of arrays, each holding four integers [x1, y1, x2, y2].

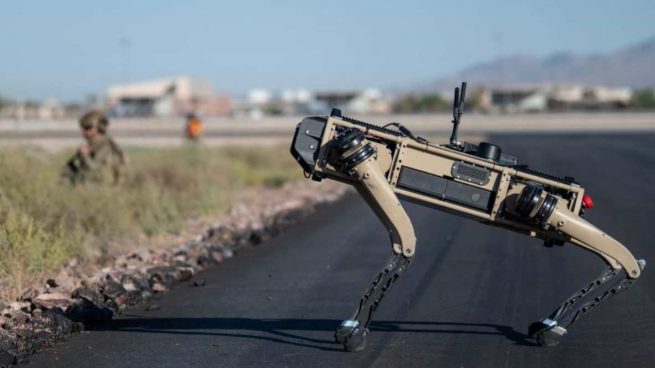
[[289, 83, 645, 352]]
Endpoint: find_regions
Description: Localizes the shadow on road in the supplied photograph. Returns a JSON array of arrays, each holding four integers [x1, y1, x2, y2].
[[90, 317, 537, 351]]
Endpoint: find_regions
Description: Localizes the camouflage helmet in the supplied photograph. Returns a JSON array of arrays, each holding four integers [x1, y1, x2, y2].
[[79, 111, 109, 134]]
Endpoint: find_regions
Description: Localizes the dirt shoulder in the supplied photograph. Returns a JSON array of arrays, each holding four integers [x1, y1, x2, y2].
[[0, 180, 347, 366]]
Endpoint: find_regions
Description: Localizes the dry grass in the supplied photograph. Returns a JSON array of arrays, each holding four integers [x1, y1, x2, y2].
[[0, 144, 301, 300]]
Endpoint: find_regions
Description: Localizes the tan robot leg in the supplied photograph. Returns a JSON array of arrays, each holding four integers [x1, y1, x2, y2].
[[330, 128, 416, 352], [516, 185, 646, 346]]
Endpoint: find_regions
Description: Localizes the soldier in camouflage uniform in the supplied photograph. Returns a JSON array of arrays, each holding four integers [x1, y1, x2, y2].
[[63, 111, 126, 185]]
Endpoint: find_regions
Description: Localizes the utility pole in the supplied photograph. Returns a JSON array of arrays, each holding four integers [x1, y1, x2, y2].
[[119, 37, 131, 83]]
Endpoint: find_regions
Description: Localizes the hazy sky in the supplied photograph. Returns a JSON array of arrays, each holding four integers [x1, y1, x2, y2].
[[1, 0, 653, 100]]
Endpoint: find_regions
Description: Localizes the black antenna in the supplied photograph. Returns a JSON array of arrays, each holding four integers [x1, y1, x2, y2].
[[450, 81, 467, 146]]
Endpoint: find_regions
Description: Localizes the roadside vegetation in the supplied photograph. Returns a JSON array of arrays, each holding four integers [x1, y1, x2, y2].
[[630, 89, 655, 109], [392, 87, 486, 113], [0, 145, 301, 300]]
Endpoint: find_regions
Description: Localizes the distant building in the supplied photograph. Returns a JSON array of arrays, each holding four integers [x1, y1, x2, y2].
[[315, 88, 392, 114], [479, 87, 548, 113], [478, 84, 634, 113], [550, 85, 585, 103], [548, 85, 633, 110], [38, 99, 65, 119], [0, 98, 84, 121], [281, 89, 313, 105], [349, 89, 391, 115], [0, 101, 39, 120], [314, 88, 391, 115], [107, 76, 231, 117], [313, 91, 358, 110], [247, 89, 272, 105], [234, 87, 391, 118]]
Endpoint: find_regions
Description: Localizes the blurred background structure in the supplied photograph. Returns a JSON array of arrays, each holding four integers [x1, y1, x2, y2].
[[106, 76, 231, 118], [0, 0, 653, 123]]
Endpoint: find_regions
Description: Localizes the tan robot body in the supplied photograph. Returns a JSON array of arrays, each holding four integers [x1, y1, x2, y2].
[[290, 83, 645, 351]]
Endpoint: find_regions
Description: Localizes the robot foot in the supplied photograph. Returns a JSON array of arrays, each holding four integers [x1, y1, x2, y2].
[[335, 253, 412, 352], [528, 319, 567, 346], [529, 259, 645, 346]]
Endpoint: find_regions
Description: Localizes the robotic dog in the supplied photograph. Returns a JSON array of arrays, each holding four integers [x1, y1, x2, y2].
[[290, 83, 645, 352]]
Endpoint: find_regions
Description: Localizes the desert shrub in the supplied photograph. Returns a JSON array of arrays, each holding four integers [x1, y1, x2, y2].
[[0, 144, 300, 299]]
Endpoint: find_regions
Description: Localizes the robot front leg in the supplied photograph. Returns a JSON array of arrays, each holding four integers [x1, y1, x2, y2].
[[515, 184, 646, 346], [528, 259, 645, 346], [335, 253, 412, 352], [329, 128, 416, 351]]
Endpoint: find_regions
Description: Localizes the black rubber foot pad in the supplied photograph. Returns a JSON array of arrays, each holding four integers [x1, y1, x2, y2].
[[335, 325, 355, 344], [343, 328, 368, 352], [528, 321, 561, 347], [535, 330, 561, 347]]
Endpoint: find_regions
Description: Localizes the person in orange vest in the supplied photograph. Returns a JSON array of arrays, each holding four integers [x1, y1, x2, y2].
[[185, 113, 204, 141]]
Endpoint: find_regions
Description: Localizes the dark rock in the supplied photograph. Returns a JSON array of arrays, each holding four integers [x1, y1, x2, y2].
[[173, 249, 188, 260], [174, 267, 194, 282], [204, 225, 219, 239], [101, 278, 127, 299], [249, 232, 262, 244], [71, 286, 104, 305], [115, 291, 141, 308], [191, 279, 206, 287], [103, 299, 119, 313], [126, 251, 144, 262], [0, 317, 9, 329], [171, 259, 188, 268], [37, 311, 79, 338], [113, 294, 128, 307], [65, 299, 113, 324], [120, 274, 150, 293], [13, 328, 48, 361], [144, 303, 161, 312], [147, 266, 177, 285], [250, 230, 272, 245], [194, 255, 212, 268], [11, 312, 29, 325], [13, 328, 31, 338], [186, 250, 214, 270], [19, 288, 39, 303], [0, 350, 17, 366], [210, 226, 237, 246]]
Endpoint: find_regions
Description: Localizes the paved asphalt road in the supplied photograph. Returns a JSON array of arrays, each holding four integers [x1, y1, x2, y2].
[[28, 134, 655, 367]]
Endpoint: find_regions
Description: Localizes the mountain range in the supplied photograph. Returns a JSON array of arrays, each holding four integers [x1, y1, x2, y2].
[[433, 36, 655, 90]]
